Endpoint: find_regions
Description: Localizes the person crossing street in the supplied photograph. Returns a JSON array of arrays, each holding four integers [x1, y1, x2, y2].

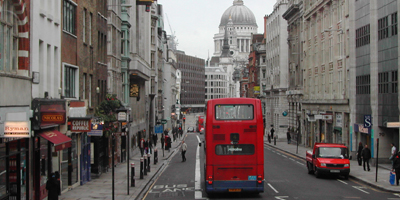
[[181, 140, 187, 162]]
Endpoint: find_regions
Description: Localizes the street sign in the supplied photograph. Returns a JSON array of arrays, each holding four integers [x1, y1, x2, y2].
[[364, 115, 372, 128], [155, 125, 163, 134], [161, 119, 167, 124]]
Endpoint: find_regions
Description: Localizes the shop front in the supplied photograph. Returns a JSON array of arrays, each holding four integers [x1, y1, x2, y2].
[[354, 123, 372, 152], [31, 98, 71, 199], [0, 107, 31, 200], [88, 118, 105, 176], [68, 117, 91, 186]]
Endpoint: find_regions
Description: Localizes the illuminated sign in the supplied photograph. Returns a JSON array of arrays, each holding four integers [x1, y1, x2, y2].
[[70, 119, 91, 132], [3, 121, 30, 138], [41, 113, 65, 124]]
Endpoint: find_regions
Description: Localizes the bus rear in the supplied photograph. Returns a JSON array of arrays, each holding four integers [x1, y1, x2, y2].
[[196, 115, 205, 132], [204, 98, 264, 194]]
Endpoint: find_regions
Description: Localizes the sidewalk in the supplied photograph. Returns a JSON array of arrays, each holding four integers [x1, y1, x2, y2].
[[265, 138, 400, 192], [60, 134, 185, 200]]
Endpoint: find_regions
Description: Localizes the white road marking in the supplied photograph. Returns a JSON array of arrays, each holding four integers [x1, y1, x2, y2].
[[195, 135, 202, 199], [289, 158, 295, 161], [268, 183, 279, 193], [353, 186, 369, 194], [296, 161, 305, 166], [282, 155, 287, 158], [275, 196, 289, 199], [337, 179, 348, 185]]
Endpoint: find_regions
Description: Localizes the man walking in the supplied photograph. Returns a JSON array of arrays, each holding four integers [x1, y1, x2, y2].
[[181, 140, 187, 162], [362, 144, 371, 171]]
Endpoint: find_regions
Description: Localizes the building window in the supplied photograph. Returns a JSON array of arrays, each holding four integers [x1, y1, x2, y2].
[[392, 71, 398, 93], [83, 9, 86, 43], [378, 72, 389, 94], [356, 24, 370, 48], [356, 75, 371, 95], [0, 0, 18, 72], [391, 12, 398, 36], [89, 13, 92, 45], [378, 16, 389, 40], [63, 0, 76, 35], [64, 64, 78, 98]]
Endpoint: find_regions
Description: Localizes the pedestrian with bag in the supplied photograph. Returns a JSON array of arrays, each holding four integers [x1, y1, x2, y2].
[[181, 140, 187, 162], [392, 151, 400, 185], [361, 144, 371, 171], [46, 172, 60, 200], [390, 143, 397, 167], [356, 142, 363, 166]]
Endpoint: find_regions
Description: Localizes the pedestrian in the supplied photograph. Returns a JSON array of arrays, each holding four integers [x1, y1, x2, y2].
[[181, 140, 187, 162], [361, 144, 371, 171], [144, 138, 149, 154], [270, 126, 275, 139], [147, 138, 152, 154], [357, 142, 363, 166], [139, 137, 145, 157], [393, 151, 400, 185], [167, 136, 172, 152], [46, 173, 60, 200], [286, 129, 291, 144], [390, 143, 397, 167], [54, 171, 61, 196], [161, 135, 165, 150], [153, 134, 157, 148]]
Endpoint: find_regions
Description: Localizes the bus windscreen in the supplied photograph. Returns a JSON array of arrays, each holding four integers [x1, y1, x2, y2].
[[215, 144, 255, 155], [215, 104, 254, 120]]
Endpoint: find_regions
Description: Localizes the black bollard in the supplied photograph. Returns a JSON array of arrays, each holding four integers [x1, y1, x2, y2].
[[140, 157, 144, 179], [147, 153, 151, 173], [143, 155, 147, 175], [274, 137, 276, 145], [154, 148, 158, 165], [131, 163, 135, 187]]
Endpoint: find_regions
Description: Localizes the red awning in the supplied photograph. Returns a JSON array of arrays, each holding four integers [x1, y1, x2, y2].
[[39, 130, 72, 151]]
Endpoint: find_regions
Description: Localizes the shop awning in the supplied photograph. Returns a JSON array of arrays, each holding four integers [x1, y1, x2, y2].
[[39, 130, 72, 151], [334, 127, 342, 132]]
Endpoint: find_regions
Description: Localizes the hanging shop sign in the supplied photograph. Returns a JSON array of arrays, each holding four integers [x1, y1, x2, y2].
[[3, 121, 30, 138], [70, 119, 91, 132], [87, 120, 103, 136], [32, 98, 66, 130]]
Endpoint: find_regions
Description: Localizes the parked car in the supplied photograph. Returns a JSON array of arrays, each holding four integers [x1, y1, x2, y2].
[[187, 127, 194, 132]]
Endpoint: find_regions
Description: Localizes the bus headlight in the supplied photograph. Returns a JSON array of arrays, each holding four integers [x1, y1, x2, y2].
[[320, 163, 326, 167], [344, 164, 349, 167]]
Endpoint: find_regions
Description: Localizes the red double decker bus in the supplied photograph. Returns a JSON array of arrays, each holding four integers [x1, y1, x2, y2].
[[196, 115, 205, 132], [204, 98, 264, 194]]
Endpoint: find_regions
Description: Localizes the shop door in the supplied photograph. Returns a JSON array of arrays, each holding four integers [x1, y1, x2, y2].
[[80, 135, 89, 185]]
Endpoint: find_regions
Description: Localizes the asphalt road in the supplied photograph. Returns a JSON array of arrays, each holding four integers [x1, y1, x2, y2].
[[143, 113, 400, 200]]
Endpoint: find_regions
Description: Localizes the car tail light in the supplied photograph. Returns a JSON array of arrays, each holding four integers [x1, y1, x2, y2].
[[257, 175, 262, 184], [208, 176, 213, 185]]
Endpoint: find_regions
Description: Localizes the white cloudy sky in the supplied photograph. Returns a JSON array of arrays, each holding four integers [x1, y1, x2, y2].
[[157, 0, 275, 60]]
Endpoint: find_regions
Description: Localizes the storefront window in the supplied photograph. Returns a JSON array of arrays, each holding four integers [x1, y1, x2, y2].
[[20, 147, 27, 199], [40, 138, 48, 188], [0, 143, 6, 199], [71, 134, 78, 185], [61, 146, 68, 191]]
